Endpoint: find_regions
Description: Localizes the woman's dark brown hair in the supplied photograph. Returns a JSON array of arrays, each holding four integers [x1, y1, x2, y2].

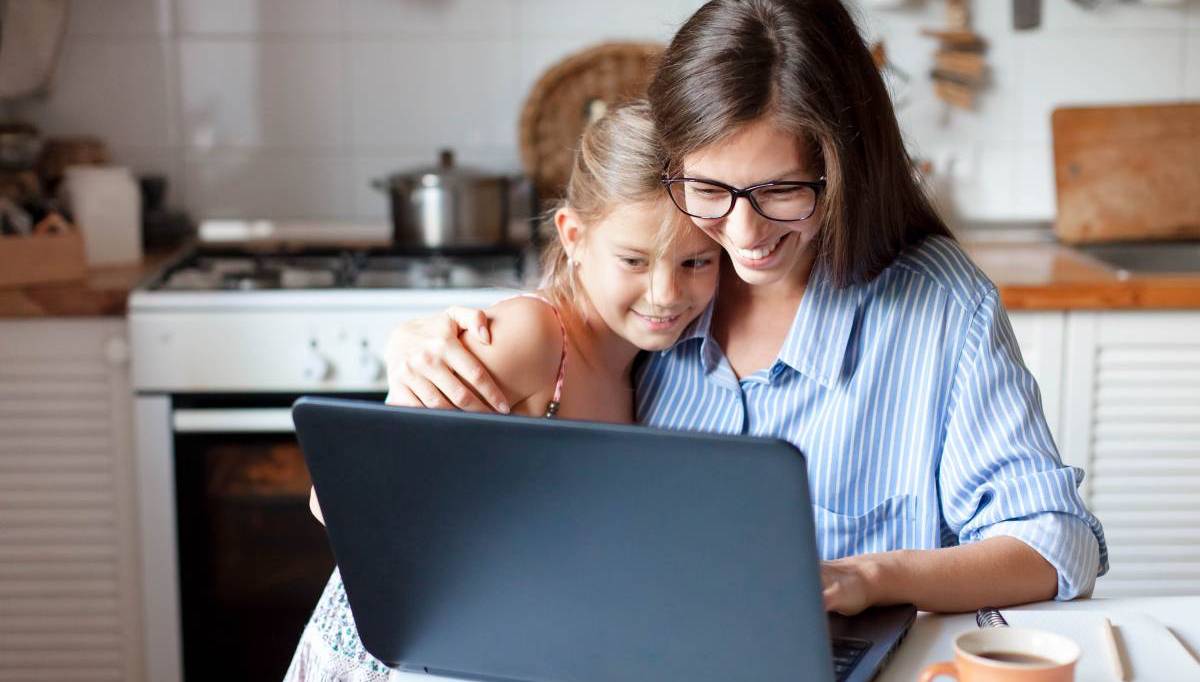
[[648, 0, 952, 288]]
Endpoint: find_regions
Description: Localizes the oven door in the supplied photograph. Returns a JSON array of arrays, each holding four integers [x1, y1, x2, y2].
[[169, 393, 379, 681]]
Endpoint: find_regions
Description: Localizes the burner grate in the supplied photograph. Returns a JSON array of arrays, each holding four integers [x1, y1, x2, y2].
[[151, 248, 526, 292]]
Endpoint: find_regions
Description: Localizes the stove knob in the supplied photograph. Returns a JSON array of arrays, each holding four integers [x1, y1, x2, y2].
[[303, 348, 332, 382], [357, 352, 385, 384]]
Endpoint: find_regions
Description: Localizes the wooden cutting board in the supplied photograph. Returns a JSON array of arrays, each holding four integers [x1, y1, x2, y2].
[[1052, 103, 1200, 244]]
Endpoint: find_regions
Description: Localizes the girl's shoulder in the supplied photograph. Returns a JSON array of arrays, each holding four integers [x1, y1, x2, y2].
[[461, 294, 567, 408], [486, 293, 567, 342]]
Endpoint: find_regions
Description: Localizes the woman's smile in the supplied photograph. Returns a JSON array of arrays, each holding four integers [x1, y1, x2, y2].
[[732, 232, 790, 268]]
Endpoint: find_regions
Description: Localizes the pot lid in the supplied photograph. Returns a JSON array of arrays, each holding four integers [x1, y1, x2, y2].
[[383, 149, 502, 188]]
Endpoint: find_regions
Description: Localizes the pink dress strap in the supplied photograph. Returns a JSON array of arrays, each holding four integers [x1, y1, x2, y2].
[[513, 293, 567, 418]]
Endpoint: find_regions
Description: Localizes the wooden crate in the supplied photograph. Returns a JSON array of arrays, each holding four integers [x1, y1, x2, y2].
[[0, 217, 88, 287]]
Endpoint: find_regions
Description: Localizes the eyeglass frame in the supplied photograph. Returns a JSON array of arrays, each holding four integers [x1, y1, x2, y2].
[[661, 175, 827, 222]]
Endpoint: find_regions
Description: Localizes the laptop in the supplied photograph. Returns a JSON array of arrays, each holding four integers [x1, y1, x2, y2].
[[293, 396, 915, 682]]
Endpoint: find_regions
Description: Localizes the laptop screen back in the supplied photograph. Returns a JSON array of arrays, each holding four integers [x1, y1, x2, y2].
[[294, 397, 835, 682]]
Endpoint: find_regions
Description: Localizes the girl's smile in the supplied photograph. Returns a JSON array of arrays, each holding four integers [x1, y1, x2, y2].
[[630, 309, 685, 333]]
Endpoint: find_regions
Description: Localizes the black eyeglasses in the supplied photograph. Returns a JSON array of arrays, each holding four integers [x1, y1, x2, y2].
[[662, 176, 826, 222]]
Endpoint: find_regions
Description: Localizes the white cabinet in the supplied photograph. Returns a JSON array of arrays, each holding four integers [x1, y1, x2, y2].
[[0, 319, 143, 681], [1008, 311, 1067, 450], [1061, 311, 1200, 597], [1012, 310, 1200, 597]]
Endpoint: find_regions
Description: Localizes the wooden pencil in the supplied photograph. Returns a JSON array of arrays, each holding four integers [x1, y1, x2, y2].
[[1102, 617, 1129, 681]]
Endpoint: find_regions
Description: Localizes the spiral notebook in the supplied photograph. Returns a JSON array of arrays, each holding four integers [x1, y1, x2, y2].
[[985, 609, 1198, 682]]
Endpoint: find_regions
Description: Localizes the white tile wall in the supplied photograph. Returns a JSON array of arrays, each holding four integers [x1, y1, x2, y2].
[[67, 0, 170, 37], [1016, 31, 1185, 143], [1187, 32, 1200, 96], [15, 39, 175, 148], [518, 0, 695, 40], [947, 143, 1020, 223], [344, 0, 519, 38], [1040, 0, 1189, 30], [177, 0, 342, 36], [16, 0, 1200, 222], [1012, 143, 1058, 221], [178, 39, 346, 149], [184, 151, 353, 219]]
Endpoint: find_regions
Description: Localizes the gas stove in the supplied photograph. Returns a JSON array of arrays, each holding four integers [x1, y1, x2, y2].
[[129, 222, 531, 393], [127, 222, 536, 682], [148, 249, 527, 292]]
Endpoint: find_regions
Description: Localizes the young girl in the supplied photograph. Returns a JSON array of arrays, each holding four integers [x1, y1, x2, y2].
[[287, 101, 721, 680], [384, 0, 1107, 617]]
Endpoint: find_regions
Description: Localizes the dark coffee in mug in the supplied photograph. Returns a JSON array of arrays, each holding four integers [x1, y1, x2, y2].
[[921, 627, 1080, 681], [977, 651, 1058, 666]]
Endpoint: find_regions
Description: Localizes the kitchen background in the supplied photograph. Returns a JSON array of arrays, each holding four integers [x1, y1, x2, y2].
[[9, 0, 1200, 227], [3, 2, 1200, 682]]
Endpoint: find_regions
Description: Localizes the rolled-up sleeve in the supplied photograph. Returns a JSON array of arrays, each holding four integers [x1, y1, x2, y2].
[[939, 289, 1108, 600]]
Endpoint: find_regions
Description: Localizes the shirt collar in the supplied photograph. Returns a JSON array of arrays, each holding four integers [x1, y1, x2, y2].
[[677, 298, 715, 345], [664, 298, 728, 377], [775, 262, 864, 389], [666, 262, 863, 388]]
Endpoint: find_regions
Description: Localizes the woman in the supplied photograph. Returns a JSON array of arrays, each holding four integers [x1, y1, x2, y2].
[[383, 0, 1106, 616]]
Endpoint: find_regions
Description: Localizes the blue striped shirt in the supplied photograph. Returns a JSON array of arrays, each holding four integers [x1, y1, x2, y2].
[[635, 236, 1108, 600]]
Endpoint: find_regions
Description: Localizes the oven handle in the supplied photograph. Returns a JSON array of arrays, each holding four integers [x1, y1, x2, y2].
[[172, 408, 295, 433]]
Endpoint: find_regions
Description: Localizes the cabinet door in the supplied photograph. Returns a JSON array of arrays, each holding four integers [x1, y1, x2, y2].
[[0, 320, 143, 680], [1063, 311, 1200, 597], [1007, 311, 1066, 449]]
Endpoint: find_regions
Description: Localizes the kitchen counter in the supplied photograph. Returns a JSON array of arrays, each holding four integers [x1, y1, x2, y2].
[[0, 247, 182, 318], [964, 240, 1200, 310], [3, 238, 1198, 317]]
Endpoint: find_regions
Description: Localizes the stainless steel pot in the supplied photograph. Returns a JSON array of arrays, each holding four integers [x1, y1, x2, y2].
[[372, 149, 510, 250]]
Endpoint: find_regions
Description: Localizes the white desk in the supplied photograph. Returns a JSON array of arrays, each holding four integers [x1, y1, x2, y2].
[[376, 596, 1200, 681], [878, 596, 1200, 682]]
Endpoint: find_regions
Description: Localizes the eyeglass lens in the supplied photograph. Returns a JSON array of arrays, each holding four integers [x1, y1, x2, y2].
[[668, 180, 818, 222]]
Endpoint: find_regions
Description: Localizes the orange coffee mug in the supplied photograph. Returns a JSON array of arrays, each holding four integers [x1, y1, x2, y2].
[[919, 627, 1080, 681]]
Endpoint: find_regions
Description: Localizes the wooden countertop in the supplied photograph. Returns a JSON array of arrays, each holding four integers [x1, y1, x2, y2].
[[0, 249, 180, 319], [964, 241, 1200, 310], [1, 241, 1197, 318]]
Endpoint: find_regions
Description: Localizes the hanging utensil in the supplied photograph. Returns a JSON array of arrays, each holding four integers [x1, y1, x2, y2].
[[1013, 0, 1042, 30]]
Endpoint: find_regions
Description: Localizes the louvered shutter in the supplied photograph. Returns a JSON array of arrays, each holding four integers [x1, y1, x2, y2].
[[1064, 312, 1200, 597], [1008, 311, 1067, 449], [0, 320, 143, 681]]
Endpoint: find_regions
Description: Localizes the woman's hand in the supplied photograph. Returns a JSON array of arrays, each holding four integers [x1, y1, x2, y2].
[[821, 539, 1058, 615], [384, 306, 508, 413], [821, 555, 884, 616]]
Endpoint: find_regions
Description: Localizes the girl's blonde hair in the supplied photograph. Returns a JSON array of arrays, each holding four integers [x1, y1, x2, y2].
[[540, 99, 693, 312]]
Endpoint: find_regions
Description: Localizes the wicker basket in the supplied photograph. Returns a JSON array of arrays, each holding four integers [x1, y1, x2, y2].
[[518, 42, 664, 202]]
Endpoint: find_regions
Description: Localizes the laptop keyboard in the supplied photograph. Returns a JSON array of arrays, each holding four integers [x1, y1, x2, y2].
[[832, 637, 871, 681]]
